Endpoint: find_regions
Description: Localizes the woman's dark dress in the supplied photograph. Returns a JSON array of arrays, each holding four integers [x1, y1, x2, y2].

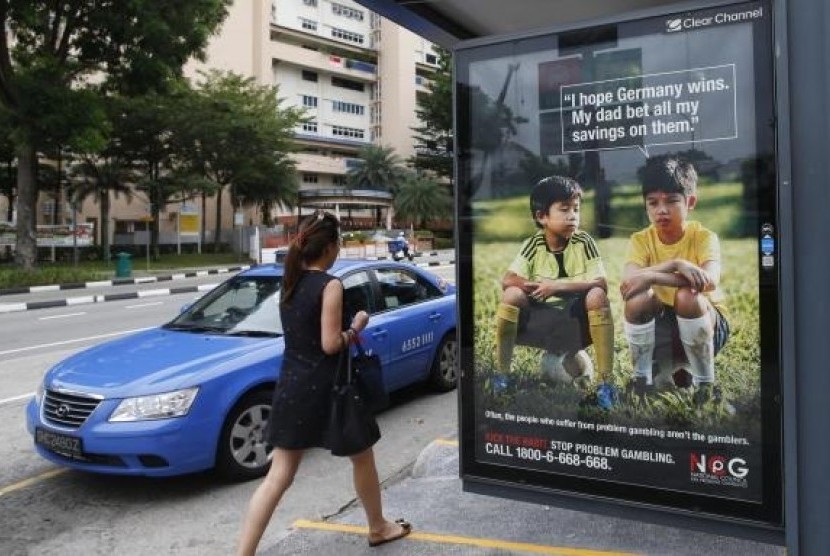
[[267, 270, 374, 452]]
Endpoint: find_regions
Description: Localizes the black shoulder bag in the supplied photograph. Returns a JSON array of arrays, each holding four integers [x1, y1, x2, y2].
[[327, 345, 381, 456], [351, 342, 388, 412]]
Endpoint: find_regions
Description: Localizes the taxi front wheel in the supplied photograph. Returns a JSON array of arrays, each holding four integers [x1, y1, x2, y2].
[[428, 331, 458, 392], [215, 390, 273, 481]]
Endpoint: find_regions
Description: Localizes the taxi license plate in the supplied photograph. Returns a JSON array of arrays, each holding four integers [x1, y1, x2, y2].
[[36, 428, 83, 458]]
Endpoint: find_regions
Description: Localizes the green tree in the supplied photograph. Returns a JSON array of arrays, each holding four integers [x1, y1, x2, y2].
[[112, 91, 185, 259], [69, 153, 135, 261], [348, 144, 406, 227], [394, 174, 452, 229], [0, 0, 231, 269], [177, 70, 303, 251], [410, 47, 453, 183]]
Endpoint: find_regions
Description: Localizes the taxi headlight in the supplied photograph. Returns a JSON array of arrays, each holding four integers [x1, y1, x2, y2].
[[109, 387, 199, 422]]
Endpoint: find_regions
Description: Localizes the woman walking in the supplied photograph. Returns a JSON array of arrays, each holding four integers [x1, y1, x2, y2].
[[236, 211, 411, 555]]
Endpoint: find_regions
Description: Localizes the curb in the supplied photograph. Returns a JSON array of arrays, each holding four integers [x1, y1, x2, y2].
[[0, 257, 455, 315], [0, 283, 220, 314], [0, 265, 252, 297]]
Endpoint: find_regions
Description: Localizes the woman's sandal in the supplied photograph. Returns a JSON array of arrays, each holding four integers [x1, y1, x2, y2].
[[368, 519, 412, 547]]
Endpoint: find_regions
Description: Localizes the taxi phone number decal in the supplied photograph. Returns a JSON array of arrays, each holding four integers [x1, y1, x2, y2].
[[401, 331, 434, 352]]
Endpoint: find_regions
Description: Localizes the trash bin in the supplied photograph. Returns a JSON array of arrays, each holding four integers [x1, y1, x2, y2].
[[115, 252, 132, 278]]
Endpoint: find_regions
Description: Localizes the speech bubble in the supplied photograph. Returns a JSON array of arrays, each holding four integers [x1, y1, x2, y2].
[[559, 64, 737, 156]]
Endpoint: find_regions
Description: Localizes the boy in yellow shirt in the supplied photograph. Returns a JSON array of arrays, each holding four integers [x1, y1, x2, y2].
[[620, 157, 730, 406]]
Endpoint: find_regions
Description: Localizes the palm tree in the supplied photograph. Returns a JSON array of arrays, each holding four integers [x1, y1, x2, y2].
[[393, 174, 452, 230], [347, 145, 407, 227], [70, 156, 135, 261]]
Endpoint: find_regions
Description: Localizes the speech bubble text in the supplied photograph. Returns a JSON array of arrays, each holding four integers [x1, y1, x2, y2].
[[560, 64, 737, 155]]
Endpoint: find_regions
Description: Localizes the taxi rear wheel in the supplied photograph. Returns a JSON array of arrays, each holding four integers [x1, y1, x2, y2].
[[428, 331, 458, 392], [216, 390, 273, 481]]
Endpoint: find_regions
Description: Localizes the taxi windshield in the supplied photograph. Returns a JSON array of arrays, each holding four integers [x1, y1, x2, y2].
[[165, 276, 283, 336]]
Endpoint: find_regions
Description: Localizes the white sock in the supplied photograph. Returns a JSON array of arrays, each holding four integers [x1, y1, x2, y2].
[[677, 315, 715, 386], [624, 319, 655, 384]]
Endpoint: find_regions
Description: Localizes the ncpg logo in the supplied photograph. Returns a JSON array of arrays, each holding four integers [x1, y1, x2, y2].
[[666, 18, 683, 32], [690, 453, 749, 478]]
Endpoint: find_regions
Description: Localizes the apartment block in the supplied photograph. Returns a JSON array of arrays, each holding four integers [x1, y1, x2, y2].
[[6, 0, 438, 248]]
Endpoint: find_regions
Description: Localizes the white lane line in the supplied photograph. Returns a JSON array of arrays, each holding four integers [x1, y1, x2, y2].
[[0, 392, 33, 406], [0, 327, 154, 356], [38, 312, 87, 321], [126, 302, 163, 309]]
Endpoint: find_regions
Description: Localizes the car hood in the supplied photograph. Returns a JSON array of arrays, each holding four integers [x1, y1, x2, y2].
[[45, 328, 280, 397]]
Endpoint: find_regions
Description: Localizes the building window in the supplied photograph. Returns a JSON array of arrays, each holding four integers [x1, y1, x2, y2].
[[302, 120, 318, 133], [331, 125, 365, 139], [330, 27, 364, 44], [302, 95, 318, 108], [331, 2, 364, 21], [302, 0, 317, 6], [331, 76, 364, 92], [301, 70, 318, 82], [333, 175, 348, 186], [302, 173, 319, 184], [425, 53, 438, 65], [300, 18, 317, 31], [332, 100, 364, 115]]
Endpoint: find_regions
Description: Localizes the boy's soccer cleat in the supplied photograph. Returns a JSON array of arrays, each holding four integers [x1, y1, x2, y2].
[[595, 382, 620, 410], [693, 383, 736, 415], [491, 373, 513, 394]]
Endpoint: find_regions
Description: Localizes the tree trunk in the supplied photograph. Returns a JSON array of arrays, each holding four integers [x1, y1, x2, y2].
[[200, 192, 207, 246], [14, 144, 37, 269], [214, 186, 223, 252], [100, 192, 110, 261]]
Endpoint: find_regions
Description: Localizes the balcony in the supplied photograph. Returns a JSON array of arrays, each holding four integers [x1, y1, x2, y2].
[[270, 41, 376, 82]]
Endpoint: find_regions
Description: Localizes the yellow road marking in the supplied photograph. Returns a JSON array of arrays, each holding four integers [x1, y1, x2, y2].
[[0, 468, 66, 497], [434, 438, 458, 446], [292, 519, 640, 555]]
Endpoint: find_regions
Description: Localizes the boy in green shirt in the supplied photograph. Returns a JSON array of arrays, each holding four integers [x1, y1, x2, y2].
[[494, 176, 615, 406]]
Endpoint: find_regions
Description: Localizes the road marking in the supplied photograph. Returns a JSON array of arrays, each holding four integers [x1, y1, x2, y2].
[[38, 312, 87, 320], [126, 302, 164, 309], [0, 392, 33, 406], [0, 468, 67, 497], [0, 327, 154, 356], [292, 519, 639, 555], [435, 438, 458, 446]]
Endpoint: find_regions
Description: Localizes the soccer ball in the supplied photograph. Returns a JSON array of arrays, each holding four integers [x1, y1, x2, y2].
[[540, 350, 594, 385]]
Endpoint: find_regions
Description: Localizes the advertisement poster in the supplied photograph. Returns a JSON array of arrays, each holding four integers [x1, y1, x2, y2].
[[456, 1, 781, 524], [0, 222, 94, 247]]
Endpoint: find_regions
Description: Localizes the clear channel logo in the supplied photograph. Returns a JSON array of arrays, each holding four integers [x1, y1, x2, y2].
[[665, 6, 764, 33]]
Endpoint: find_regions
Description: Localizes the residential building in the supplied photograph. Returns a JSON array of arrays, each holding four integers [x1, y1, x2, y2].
[[2, 0, 438, 249]]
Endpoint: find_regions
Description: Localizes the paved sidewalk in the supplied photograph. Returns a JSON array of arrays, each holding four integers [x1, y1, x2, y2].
[[266, 438, 786, 555]]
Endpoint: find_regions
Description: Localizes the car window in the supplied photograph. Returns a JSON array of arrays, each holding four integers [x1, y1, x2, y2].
[[375, 267, 440, 310], [342, 271, 375, 327], [167, 277, 282, 335]]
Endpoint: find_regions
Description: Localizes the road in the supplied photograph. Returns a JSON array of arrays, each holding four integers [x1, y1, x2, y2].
[[0, 264, 457, 555]]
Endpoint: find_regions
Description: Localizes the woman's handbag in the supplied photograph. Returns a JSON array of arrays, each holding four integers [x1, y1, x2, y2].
[[351, 342, 388, 412], [327, 347, 381, 456]]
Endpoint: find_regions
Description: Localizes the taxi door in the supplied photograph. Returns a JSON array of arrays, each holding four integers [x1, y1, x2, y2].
[[373, 267, 444, 390], [341, 270, 389, 383]]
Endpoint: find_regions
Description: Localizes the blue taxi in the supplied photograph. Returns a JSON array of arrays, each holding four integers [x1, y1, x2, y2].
[[25, 260, 457, 480]]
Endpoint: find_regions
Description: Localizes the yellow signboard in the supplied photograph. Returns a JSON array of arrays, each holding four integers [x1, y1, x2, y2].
[[179, 213, 200, 234]]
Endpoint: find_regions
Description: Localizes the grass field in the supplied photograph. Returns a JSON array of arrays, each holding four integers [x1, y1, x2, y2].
[[471, 186, 762, 435]]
